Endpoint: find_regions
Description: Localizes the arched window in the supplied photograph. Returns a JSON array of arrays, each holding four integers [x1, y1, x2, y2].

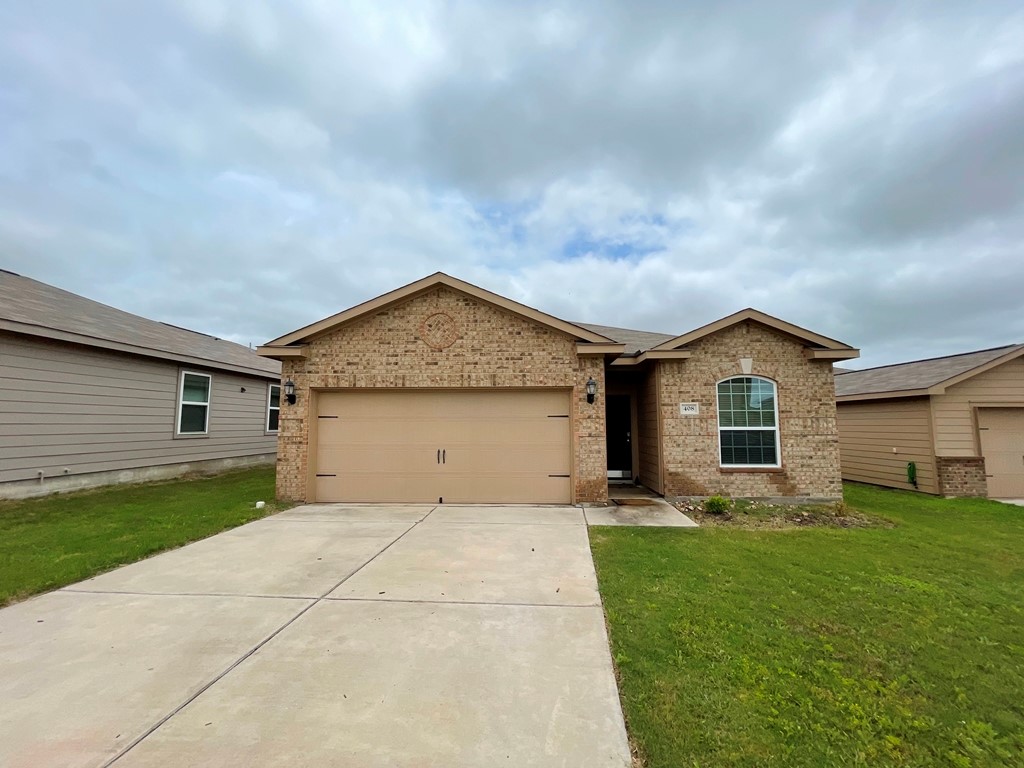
[[716, 376, 780, 467]]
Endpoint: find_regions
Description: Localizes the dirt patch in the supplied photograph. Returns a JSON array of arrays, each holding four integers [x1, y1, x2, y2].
[[674, 499, 892, 529], [612, 498, 661, 507]]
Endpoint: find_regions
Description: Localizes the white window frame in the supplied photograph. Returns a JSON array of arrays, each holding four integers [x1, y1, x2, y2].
[[266, 383, 281, 434], [716, 375, 781, 469], [176, 370, 212, 436]]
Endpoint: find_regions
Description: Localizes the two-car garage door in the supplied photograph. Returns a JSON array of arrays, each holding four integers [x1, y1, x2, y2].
[[313, 390, 572, 503]]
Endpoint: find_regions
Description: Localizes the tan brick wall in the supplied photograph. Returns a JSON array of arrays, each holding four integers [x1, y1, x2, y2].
[[277, 286, 606, 503], [936, 457, 987, 497], [659, 321, 842, 499]]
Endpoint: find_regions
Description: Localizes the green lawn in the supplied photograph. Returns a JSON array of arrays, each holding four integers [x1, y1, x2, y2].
[[0, 467, 283, 606], [591, 484, 1024, 768]]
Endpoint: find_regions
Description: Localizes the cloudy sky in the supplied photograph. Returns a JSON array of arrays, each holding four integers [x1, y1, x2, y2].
[[1, 1, 1022, 369]]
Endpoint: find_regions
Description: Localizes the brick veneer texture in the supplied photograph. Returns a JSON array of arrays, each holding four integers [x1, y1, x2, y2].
[[276, 286, 607, 503], [936, 457, 987, 497], [659, 321, 843, 500]]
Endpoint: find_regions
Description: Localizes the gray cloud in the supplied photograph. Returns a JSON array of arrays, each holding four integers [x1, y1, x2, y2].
[[1, 0, 1022, 368]]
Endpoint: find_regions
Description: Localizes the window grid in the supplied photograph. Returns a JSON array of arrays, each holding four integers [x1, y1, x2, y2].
[[717, 376, 779, 467], [177, 371, 211, 435]]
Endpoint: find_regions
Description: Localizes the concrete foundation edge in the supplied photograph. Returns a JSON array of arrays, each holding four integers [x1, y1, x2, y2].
[[0, 453, 277, 500]]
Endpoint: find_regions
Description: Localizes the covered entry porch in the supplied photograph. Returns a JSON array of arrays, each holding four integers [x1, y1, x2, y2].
[[605, 365, 664, 496]]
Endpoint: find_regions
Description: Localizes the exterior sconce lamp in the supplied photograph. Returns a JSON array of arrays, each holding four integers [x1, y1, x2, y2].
[[284, 378, 297, 405], [585, 377, 598, 404]]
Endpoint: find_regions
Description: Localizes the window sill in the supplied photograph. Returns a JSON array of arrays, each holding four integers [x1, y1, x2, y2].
[[719, 466, 784, 474], [174, 432, 210, 440]]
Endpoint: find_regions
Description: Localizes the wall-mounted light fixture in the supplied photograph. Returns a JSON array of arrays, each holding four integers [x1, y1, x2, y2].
[[585, 377, 598, 404], [284, 378, 297, 405]]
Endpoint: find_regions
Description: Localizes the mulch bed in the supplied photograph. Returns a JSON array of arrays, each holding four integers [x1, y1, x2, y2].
[[673, 499, 891, 529]]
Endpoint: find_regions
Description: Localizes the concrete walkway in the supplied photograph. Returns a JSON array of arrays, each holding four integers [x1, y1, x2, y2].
[[0, 505, 630, 768]]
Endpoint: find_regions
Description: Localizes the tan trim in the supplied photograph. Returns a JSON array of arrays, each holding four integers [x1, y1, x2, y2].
[[576, 343, 627, 356], [306, 389, 320, 503], [804, 348, 861, 360], [655, 363, 664, 494], [837, 389, 931, 403], [1, 318, 279, 380], [609, 350, 693, 366], [926, 346, 1024, 394], [650, 308, 857, 353], [264, 273, 616, 347], [256, 345, 309, 359]]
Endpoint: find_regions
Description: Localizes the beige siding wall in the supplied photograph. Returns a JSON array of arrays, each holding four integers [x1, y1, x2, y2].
[[0, 332, 278, 486], [637, 366, 662, 493], [931, 356, 1024, 457], [836, 397, 938, 494]]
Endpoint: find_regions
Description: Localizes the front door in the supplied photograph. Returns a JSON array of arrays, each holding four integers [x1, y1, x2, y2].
[[606, 394, 633, 479]]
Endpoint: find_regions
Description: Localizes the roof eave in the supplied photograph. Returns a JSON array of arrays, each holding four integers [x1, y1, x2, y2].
[[2, 319, 280, 379], [650, 308, 856, 353], [265, 273, 616, 347], [836, 388, 931, 403], [256, 345, 309, 360], [805, 348, 861, 360]]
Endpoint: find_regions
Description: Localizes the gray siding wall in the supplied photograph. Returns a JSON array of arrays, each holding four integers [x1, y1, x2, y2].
[[1, 332, 278, 484]]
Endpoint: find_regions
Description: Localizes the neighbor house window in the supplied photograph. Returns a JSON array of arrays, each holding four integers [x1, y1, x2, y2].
[[717, 376, 780, 467], [267, 384, 280, 433], [177, 371, 211, 435]]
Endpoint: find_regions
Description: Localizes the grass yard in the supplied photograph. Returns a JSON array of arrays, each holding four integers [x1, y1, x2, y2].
[[0, 466, 283, 606], [591, 484, 1024, 768]]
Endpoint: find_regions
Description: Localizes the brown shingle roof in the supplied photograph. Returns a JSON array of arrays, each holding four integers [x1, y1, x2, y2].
[[572, 322, 675, 355], [835, 344, 1024, 398], [0, 270, 280, 377]]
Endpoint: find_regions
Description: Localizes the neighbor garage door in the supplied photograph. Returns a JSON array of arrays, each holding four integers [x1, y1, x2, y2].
[[978, 408, 1024, 498], [313, 390, 572, 503]]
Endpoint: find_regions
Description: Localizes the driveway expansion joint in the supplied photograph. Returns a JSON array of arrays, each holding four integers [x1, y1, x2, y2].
[[103, 509, 435, 766], [323, 596, 602, 608]]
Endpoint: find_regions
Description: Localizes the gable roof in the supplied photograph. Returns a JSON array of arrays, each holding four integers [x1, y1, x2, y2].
[[259, 272, 616, 354], [836, 344, 1024, 401], [649, 308, 859, 360], [0, 269, 280, 378], [572, 323, 675, 355]]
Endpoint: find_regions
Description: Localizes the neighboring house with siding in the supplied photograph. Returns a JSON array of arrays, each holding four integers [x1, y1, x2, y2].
[[835, 344, 1024, 498], [0, 269, 281, 499], [257, 272, 859, 505]]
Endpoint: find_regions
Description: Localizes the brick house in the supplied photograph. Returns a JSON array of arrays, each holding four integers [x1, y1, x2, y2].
[[258, 273, 858, 505]]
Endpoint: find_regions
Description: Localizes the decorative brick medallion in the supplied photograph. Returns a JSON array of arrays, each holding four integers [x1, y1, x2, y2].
[[420, 312, 459, 349]]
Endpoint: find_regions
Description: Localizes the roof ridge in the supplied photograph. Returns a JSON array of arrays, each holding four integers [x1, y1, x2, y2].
[[841, 343, 1023, 375]]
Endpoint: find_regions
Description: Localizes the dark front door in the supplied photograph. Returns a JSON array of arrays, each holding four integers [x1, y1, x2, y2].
[[606, 395, 632, 479]]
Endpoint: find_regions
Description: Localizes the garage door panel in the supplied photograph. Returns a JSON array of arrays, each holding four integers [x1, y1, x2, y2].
[[314, 390, 573, 504], [978, 408, 1024, 498], [440, 474, 572, 504], [315, 473, 449, 505]]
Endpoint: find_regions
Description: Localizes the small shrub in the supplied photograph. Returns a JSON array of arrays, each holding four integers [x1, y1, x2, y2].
[[704, 495, 730, 515]]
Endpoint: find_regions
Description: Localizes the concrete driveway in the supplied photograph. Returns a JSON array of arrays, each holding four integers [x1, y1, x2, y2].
[[0, 504, 630, 767]]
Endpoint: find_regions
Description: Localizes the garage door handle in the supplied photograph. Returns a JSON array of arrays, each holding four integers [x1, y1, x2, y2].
[[443, 449, 446, 464], [437, 449, 441, 464]]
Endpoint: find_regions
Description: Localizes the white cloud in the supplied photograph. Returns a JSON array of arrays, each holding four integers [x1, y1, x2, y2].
[[0, 0, 1022, 369]]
